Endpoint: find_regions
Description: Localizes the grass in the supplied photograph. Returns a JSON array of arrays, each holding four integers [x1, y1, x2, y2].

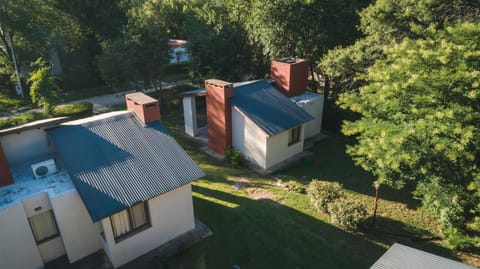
[[158, 114, 480, 269], [163, 72, 190, 83]]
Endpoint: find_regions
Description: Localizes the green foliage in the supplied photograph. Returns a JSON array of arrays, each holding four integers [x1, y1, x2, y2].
[[0, 112, 44, 129], [327, 199, 368, 231], [0, 96, 26, 112], [307, 180, 344, 213], [97, 0, 170, 91], [283, 180, 306, 194], [339, 23, 480, 245], [27, 58, 60, 116], [443, 227, 479, 251], [54, 102, 93, 119], [224, 148, 246, 168], [322, 0, 480, 94]]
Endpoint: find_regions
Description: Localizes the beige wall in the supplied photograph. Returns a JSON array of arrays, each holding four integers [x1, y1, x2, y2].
[[299, 95, 324, 139], [22, 193, 66, 263], [101, 184, 195, 268], [266, 126, 304, 169], [0, 203, 44, 269], [51, 191, 103, 263], [1, 129, 55, 165], [232, 107, 268, 168]]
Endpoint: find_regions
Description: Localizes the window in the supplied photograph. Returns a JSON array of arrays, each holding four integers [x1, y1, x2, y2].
[[110, 202, 150, 242], [28, 210, 60, 244], [288, 126, 301, 146]]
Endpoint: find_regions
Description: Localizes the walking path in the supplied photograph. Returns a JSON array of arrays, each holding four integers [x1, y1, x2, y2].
[[0, 80, 190, 119]]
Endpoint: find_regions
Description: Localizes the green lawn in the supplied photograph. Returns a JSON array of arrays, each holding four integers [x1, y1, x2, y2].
[[159, 116, 479, 269]]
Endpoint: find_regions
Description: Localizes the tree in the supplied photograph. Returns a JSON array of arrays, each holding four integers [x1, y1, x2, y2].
[[245, 0, 369, 89], [0, 0, 81, 94], [27, 58, 60, 116], [339, 23, 480, 248], [322, 0, 480, 94], [184, 0, 268, 83]]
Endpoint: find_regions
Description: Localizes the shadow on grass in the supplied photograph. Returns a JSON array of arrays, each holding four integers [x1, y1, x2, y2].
[[363, 216, 467, 263], [275, 135, 421, 209], [166, 184, 387, 269]]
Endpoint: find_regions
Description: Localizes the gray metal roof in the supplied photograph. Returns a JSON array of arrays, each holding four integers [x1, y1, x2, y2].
[[371, 243, 475, 269], [47, 111, 204, 222], [230, 80, 313, 136]]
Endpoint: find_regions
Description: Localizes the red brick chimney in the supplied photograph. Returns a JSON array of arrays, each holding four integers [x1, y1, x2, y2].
[[126, 92, 161, 124], [0, 142, 14, 188], [271, 58, 308, 97], [205, 79, 234, 155]]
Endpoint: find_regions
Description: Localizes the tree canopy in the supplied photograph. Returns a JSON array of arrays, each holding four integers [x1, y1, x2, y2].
[[339, 23, 480, 248]]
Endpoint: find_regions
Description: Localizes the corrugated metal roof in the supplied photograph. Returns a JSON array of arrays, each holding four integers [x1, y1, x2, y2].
[[371, 243, 475, 269], [230, 80, 313, 136], [47, 111, 204, 222]]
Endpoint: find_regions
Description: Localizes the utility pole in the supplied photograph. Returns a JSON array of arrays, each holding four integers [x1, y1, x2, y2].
[[7, 32, 24, 98]]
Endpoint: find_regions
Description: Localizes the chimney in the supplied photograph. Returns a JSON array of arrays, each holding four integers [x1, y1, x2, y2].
[[205, 79, 234, 155], [0, 142, 14, 188], [271, 58, 308, 97], [125, 92, 161, 124]]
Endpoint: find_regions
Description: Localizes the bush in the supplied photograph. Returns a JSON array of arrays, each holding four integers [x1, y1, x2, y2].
[[307, 180, 344, 213], [54, 102, 93, 119], [443, 227, 479, 251], [224, 148, 246, 167], [284, 180, 306, 194], [327, 199, 367, 231], [0, 112, 45, 129]]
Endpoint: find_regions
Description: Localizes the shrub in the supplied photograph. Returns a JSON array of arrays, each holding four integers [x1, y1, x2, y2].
[[327, 199, 367, 231], [224, 148, 246, 167], [307, 180, 344, 213], [284, 180, 306, 194], [443, 227, 479, 251], [0, 112, 45, 129], [54, 102, 93, 119]]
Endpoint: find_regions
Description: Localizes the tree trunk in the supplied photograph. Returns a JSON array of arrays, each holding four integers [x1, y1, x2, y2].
[[371, 186, 379, 230]]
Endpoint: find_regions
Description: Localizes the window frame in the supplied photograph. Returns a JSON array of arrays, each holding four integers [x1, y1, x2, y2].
[[288, 126, 301, 146], [28, 210, 61, 245], [110, 201, 151, 243]]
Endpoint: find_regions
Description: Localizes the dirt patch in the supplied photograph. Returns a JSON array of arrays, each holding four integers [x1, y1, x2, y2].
[[247, 187, 275, 200], [231, 177, 251, 190]]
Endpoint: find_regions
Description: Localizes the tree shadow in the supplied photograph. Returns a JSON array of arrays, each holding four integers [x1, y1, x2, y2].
[[166, 184, 388, 269], [274, 135, 421, 209], [363, 216, 464, 263]]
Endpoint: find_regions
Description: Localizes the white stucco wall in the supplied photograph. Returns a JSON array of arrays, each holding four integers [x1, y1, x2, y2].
[[101, 184, 195, 268], [51, 191, 103, 263], [232, 106, 268, 169], [22, 192, 66, 263], [266, 126, 304, 169], [1, 128, 55, 165], [299, 95, 324, 139], [0, 203, 44, 269], [183, 96, 197, 137]]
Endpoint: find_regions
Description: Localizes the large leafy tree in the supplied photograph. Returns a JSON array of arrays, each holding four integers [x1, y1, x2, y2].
[[97, 0, 170, 91], [185, 0, 268, 83], [245, 0, 368, 80], [322, 0, 480, 94], [0, 0, 81, 94], [339, 23, 480, 248]]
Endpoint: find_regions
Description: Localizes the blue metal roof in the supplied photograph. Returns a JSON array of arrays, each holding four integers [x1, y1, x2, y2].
[[230, 80, 313, 136], [47, 112, 204, 222]]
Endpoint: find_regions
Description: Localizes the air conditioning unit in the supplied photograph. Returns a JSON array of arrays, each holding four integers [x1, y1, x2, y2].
[[31, 159, 57, 179]]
